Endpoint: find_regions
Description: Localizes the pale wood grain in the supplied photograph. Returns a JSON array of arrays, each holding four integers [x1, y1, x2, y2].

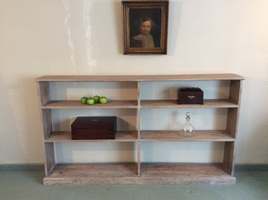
[[41, 99, 238, 109], [37, 74, 244, 82], [40, 111, 53, 175], [223, 142, 235, 175], [37, 74, 243, 184], [136, 82, 141, 176], [142, 163, 227, 176], [141, 99, 238, 108], [42, 100, 138, 109], [45, 130, 234, 142], [223, 80, 242, 175], [229, 80, 241, 104], [42, 110, 52, 139], [45, 131, 138, 142], [44, 143, 56, 176], [43, 163, 235, 185], [136, 142, 141, 176], [140, 130, 235, 142], [38, 82, 50, 105], [48, 163, 137, 177]]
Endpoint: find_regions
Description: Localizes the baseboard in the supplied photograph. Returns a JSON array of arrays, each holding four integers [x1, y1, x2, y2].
[[0, 164, 43, 171], [235, 164, 268, 172], [0, 164, 268, 172]]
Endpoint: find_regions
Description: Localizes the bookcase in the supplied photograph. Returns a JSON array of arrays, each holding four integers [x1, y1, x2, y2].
[[37, 74, 243, 185]]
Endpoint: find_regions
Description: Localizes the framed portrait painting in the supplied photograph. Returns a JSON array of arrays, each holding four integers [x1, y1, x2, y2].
[[122, 0, 169, 54]]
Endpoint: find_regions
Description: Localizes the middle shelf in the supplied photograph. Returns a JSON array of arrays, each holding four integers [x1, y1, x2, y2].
[[45, 131, 138, 143], [41, 99, 238, 109], [45, 130, 234, 143]]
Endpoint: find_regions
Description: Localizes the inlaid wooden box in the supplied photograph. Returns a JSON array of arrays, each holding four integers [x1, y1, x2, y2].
[[71, 116, 117, 140], [177, 87, 204, 104]]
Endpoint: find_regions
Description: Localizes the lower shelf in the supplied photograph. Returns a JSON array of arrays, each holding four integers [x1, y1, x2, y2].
[[43, 163, 235, 185], [45, 131, 138, 142]]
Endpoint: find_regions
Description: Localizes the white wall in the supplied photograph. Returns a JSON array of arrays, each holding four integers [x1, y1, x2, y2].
[[0, 0, 268, 164]]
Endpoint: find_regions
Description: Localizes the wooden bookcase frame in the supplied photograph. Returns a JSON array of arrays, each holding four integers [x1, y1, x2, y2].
[[37, 74, 243, 185]]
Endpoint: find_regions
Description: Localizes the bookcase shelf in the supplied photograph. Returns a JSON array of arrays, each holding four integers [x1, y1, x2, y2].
[[43, 163, 138, 185], [45, 130, 233, 143], [45, 131, 138, 143], [141, 99, 238, 109], [42, 100, 138, 109], [41, 99, 238, 110], [43, 163, 235, 185], [37, 74, 243, 185], [140, 130, 235, 142]]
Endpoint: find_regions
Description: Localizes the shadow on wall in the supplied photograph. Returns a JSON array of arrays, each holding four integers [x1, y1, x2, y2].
[[236, 78, 268, 164], [0, 75, 43, 163], [166, 0, 183, 56], [113, 0, 124, 54], [0, 76, 21, 162]]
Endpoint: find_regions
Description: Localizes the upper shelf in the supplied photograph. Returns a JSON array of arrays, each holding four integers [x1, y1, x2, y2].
[[141, 99, 239, 109], [37, 74, 244, 82], [41, 99, 238, 109], [42, 100, 138, 109]]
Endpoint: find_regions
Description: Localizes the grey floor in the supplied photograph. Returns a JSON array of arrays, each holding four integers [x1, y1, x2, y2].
[[0, 169, 268, 200]]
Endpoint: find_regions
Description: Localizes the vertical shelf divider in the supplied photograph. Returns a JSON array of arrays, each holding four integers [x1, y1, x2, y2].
[[39, 82, 50, 106], [136, 81, 141, 176]]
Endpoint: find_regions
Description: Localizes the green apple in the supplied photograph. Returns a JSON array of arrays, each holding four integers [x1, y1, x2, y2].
[[80, 97, 88, 104], [93, 95, 100, 103], [99, 96, 108, 104], [86, 97, 95, 105]]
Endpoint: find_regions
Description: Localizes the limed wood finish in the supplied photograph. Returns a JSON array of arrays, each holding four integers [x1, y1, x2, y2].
[[37, 74, 243, 184], [44, 143, 56, 176], [136, 82, 141, 176], [141, 163, 235, 184], [37, 74, 243, 82], [140, 130, 235, 142], [44, 130, 234, 143], [45, 131, 138, 143], [43, 163, 235, 185], [38, 82, 50, 105], [41, 99, 238, 109], [141, 99, 238, 108], [37, 82, 54, 176], [42, 100, 138, 109], [223, 80, 242, 175]]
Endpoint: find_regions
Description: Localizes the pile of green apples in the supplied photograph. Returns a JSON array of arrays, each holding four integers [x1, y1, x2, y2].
[[80, 95, 109, 105]]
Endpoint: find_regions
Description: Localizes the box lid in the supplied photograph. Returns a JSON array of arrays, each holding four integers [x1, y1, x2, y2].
[[179, 87, 203, 92], [71, 116, 117, 130]]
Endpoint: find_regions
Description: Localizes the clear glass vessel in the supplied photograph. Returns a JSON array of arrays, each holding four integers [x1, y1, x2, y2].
[[183, 112, 194, 136]]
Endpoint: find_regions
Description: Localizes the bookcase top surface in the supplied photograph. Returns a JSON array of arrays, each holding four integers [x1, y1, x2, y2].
[[37, 73, 244, 82]]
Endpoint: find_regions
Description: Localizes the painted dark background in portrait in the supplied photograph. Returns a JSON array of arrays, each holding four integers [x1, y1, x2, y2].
[[129, 8, 162, 48]]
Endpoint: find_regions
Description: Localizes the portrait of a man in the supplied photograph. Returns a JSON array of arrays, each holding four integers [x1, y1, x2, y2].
[[123, 1, 169, 54]]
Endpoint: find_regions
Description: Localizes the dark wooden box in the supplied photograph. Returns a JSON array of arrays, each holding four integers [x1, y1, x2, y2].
[[177, 87, 204, 104], [71, 116, 117, 140]]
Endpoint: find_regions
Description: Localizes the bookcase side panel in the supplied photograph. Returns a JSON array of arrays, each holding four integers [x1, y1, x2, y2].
[[223, 80, 242, 175]]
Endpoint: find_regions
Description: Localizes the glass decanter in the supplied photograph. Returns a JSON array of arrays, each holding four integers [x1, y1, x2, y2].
[[183, 112, 194, 136]]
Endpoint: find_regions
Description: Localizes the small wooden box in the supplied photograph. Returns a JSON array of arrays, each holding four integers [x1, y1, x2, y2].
[[71, 117, 117, 140], [177, 87, 204, 104]]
